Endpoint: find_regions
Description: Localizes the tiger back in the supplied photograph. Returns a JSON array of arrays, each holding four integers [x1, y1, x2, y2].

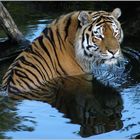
[[2, 8, 124, 95]]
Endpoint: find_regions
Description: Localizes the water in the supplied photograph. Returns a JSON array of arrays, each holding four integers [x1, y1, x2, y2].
[[0, 2, 140, 139]]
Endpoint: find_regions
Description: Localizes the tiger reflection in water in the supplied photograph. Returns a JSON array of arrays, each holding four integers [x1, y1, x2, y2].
[[52, 74, 123, 137]]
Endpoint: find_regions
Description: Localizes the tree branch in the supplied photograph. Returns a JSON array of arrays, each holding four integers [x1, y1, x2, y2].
[[0, 2, 25, 43]]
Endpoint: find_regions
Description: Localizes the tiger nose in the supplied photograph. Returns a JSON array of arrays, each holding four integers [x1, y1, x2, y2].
[[108, 49, 118, 55]]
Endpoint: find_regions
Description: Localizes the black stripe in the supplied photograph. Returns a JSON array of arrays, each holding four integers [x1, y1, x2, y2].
[[15, 70, 26, 78], [30, 56, 47, 81], [37, 36, 62, 76], [64, 14, 72, 40], [46, 80, 57, 87], [37, 36, 56, 73], [25, 91, 44, 99], [5, 68, 14, 88], [104, 16, 113, 20], [53, 56, 64, 76], [9, 84, 22, 94], [91, 19, 98, 25], [31, 55, 49, 81], [12, 76, 26, 90], [42, 27, 49, 37], [54, 16, 61, 24], [75, 61, 85, 72], [88, 24, 93, 32], [8, 70, 15, 85], [16, 62, 43, 86], [31, 90, 51, 98], [87, 45, 93, 50], [86, 33, 90, 45], [81, 27, 88, 49], [19, 78, 36, 91], [3, 57, 24, 87], [92, 31, 94, 37], [93, 11, 109, 16], [99, 35, 103, 40], [32, 54, 51, 80], [51, 44, 67, 75], [56, 28, 63, 52], [92, 14, 100, 19], [88, 11, 92, 14], [20, 57, 45, 82], [2, 71, 12, 81], [84, 50, 93, 57], [15, 70, 39, 88], [43, 35, 66, 75], [105, 20, 114, 23], [16, 78, 28, 90], [76, 19, 81, 29], [9, 84, 40, 99], [87, 45, 99, 51], [33, 42, 54, 78], [81, 29, 85, 49], [42, 83, 56, 91], [95, 17, 102, 24], [48, 28, 56, 47], [96, 20, 113, 26], [39, 36, 61, 76]]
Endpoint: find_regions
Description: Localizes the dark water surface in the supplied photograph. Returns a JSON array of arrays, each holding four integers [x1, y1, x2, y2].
[[0, 2, 140, 139]]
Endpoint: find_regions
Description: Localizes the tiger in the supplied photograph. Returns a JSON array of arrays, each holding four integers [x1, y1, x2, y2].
[[1, 8, 124, 97]]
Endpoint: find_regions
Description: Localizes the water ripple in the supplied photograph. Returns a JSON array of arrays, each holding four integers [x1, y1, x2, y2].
[[92, 47, 140, 89], [92, 58, 130, 88]]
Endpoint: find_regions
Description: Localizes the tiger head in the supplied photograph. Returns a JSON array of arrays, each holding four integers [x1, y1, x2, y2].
[[75, 8, 124, 72]]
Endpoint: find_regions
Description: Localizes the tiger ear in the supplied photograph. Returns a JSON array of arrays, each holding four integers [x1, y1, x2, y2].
[[112, 8, 121, 19], [78, 11, 90, 26]]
